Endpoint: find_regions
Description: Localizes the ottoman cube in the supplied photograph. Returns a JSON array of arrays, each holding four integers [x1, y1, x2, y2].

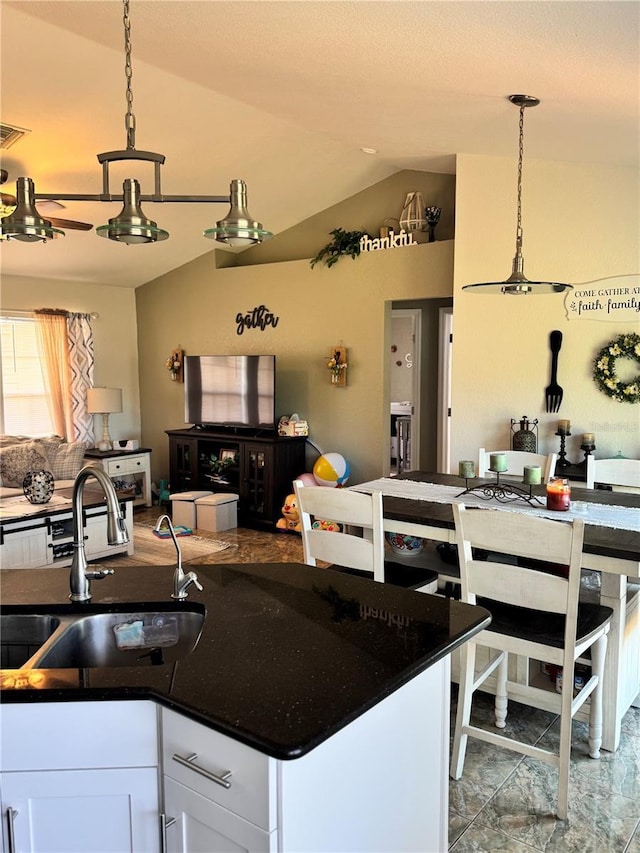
[[169, 490, 213, 528], [195, 493, 239, 532]]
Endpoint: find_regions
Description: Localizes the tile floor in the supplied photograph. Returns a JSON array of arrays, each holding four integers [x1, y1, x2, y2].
[[134, 507, 640, 852]]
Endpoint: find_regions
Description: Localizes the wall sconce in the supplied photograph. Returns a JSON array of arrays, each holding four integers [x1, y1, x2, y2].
[[165, 348, 184, 382], [327, 345, 348, 386], [86, 387, 123, 450]]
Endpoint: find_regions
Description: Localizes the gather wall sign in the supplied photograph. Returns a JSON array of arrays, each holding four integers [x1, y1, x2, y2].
[[236, 305, 280, 335]]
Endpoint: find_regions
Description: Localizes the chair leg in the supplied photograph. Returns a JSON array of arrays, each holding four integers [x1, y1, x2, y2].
[[450, 642, 476, 779], [494, 652, 509, 729], [556, 666, 576, 821], [588, 633, 608, 759]]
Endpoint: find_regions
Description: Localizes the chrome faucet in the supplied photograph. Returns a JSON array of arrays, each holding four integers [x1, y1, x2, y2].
[[70, 464, 129, 602], [154, 514, 203, 599]]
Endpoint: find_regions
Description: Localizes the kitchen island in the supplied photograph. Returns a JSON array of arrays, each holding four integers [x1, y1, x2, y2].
[[0, 562, 489, 852]]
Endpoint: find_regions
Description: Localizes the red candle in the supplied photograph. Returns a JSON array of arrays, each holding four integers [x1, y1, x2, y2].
[[546, 479, 571, 511]]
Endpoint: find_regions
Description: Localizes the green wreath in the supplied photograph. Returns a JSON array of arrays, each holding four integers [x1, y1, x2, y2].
[[593, 332, 640, 404]]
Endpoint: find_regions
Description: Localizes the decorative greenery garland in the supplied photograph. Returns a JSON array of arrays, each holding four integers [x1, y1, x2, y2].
[[593, 332, 640, 404]]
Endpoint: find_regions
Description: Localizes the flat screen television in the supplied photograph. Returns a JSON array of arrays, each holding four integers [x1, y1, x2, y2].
[[184, 355, 276, 430]]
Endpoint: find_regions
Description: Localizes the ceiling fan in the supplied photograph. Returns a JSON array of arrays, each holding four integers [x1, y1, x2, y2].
[[0, 169, 93, 231]]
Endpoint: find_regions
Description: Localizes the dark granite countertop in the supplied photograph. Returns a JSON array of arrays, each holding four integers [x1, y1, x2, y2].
[[0, 562, 490, 759]]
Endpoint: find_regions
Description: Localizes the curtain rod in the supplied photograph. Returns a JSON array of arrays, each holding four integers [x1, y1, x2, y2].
[[1, 309, 100, 319]]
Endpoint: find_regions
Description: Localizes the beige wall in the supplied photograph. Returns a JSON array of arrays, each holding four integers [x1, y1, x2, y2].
[[451, 155, 640, 468], [0, 275, 141, 445], [136, 241, 453, 485]]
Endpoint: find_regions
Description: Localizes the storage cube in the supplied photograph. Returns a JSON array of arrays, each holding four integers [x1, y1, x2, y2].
[[169, 490, 213, 528], [195, 493, 239, 532]]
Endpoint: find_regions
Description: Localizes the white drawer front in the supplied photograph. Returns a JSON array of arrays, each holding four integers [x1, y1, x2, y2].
[[105, 455, 145, 476], [161, 708, 275, 831], [0, 700, 158, 771]]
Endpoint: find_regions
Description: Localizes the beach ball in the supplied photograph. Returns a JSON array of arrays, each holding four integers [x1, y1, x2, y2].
[[313, 452, 350, 487], [296, 472, 317, 487]]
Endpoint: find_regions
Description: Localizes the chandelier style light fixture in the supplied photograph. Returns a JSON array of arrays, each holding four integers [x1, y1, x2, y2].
[[1, 0, 272, 247], [462, 95, 571, 295]]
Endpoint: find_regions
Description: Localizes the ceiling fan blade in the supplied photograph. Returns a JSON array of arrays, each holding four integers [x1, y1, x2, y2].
[[37, 199, 65, 213], [1, 191, 17, 206], [47, 217, 94, 231]]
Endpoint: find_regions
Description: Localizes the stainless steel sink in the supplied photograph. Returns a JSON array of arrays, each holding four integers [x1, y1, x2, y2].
[[0, 614, 61, 669], [1, 607, 205, 669]]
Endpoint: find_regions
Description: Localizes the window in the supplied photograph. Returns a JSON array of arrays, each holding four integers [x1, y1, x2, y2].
[[0, 316, 55, 435]]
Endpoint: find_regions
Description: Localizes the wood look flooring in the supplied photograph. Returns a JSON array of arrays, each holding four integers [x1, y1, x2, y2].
[[130, 506, 640, 852]]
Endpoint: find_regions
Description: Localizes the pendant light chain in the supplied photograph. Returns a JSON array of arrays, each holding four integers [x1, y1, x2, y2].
[[123, 0, 136, 150], [515, 103, 524, 251]]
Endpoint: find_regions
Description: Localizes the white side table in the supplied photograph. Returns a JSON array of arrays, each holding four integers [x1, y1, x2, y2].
[[84, 448, 152, 507]]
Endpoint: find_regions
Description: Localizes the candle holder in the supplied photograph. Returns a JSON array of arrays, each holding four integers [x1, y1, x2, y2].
[[457, 471, 544, 506], [579, 442, 596, 469], [555, 430, 573, 470]]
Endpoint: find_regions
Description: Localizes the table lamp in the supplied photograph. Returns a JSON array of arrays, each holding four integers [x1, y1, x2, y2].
[[86, 387, 123, 451]]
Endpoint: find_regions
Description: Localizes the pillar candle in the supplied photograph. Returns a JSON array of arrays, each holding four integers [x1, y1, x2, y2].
[[557, 419, 571, 433], [523, 465, 541, 485], [582, 433, 595, 445], [489, 453, 507, 473], [459, 460, 475, 479], [546, 478, 571, 511]]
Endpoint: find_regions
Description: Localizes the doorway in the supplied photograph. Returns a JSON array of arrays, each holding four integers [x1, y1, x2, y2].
[[390, 309, 421, 473], [387, 299, 453, 474]]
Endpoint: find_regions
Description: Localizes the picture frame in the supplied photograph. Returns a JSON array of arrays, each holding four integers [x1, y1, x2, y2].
[[220, 449, 237, 463]]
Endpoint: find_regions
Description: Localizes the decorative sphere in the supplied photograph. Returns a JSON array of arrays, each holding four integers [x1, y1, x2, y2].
[[385, 531, 424, 556], [313, 453, 350, 488], [296, 472, 317, 487], [22, 470, 55, 504]]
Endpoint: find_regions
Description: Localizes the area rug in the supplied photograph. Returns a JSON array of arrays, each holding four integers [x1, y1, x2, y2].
[[96, 523, 235, 568]]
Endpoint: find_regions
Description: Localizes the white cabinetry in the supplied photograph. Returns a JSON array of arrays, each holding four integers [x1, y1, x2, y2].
[[87, 450, 152, 507], [162, 708, 276, 853], [0, 501, 134, 570], [0, 701, 159, 853], [0, 658, 452, 853], [161, 655, 450, 853]]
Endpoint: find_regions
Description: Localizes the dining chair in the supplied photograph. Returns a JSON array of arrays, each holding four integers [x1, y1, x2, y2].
[[477, 448, 557, 483], [586, 456, 640, 493], [293, 480, 438, 593], [450, 503, 613, 821]]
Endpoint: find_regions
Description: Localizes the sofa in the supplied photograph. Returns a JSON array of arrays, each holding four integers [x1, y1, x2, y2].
[[0, 434, 89, 499]]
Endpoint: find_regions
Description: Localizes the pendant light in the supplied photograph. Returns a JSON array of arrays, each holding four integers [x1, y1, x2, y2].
[[1, 177, 64, 243], [0, 0, 271, 247], [462, 95, 571, 295]]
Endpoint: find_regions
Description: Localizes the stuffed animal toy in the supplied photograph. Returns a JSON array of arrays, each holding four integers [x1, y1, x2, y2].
[[276, 493, 301, 533]]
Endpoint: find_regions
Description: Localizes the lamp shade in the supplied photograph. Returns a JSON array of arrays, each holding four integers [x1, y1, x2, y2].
[[86, 387, 123, 414]]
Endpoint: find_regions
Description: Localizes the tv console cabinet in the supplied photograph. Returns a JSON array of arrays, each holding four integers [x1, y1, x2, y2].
[[166, 429, 306, 529]]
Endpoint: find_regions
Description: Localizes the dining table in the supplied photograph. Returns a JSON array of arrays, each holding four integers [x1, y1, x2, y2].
[[351, 471, 640, 753]]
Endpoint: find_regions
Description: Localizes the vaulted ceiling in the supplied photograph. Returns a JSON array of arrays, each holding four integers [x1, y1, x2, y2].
[[1, 1, 638, 288]]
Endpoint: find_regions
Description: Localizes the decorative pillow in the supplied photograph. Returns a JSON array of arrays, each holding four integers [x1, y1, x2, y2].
[[39, 439, 88, 480], [0, 441, 52, 487]]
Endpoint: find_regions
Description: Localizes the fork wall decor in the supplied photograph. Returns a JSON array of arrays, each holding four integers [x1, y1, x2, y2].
[[545, 330, 564, 412]]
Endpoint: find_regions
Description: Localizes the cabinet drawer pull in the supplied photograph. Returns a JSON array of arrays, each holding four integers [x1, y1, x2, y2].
[[6, 807, 18, 853], [172, 752, 233, 788], [159, 813, 176, 853]]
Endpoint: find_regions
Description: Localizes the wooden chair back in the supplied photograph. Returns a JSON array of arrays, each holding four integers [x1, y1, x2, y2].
[[453, 503, 584, 633], [293, 481, 385, 582], [586, 456, 640, 493], [478, 448, 557, 483]]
